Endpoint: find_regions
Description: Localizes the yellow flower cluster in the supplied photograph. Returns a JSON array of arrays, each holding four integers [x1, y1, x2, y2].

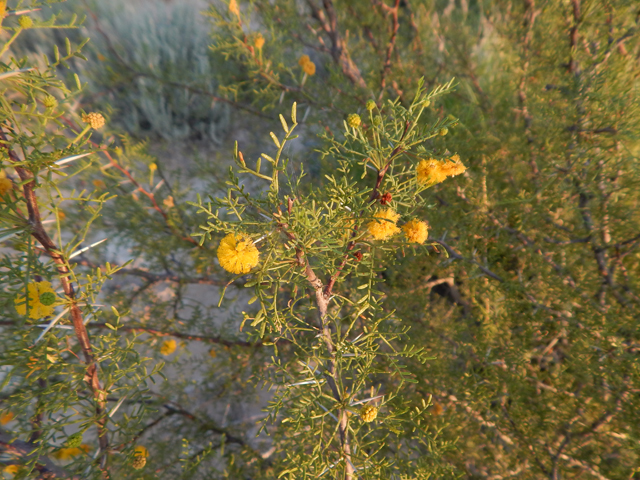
[[254, 33, 265, 50], [0, 411, 14, 425], [82, 112, 105, 130], [359, 405, 378, 423], [347, 113, 361, 129], [3, 465, 19, 476], [133, 445, 148, 470], [18, 15, 33, 29], [367, 208, 400, 241], [416, 155, 466, 186], [0, 170, 12, 199], [298, 55, 316, 76], [402, 219, 429, 244], [14, 281, 59, 320], [228, 0, 240, 17], [160, 339, 177, 356], [53, 444, 90, 460], [217, 234, 260, 274]]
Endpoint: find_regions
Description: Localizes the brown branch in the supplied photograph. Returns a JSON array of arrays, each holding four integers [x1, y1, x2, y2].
[[0, 127, 110, 471], [88, 323, 280, 348], [0, 430, 77, 479], [306, 0, 367, 90], [324, 121, 411, 298], [434, 239, 505, 283], [373, 0, 401, 100]]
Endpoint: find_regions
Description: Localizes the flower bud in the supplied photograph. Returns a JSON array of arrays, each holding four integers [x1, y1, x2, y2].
[[347, 113, 361, 129], [360, 405, 378, 423], [82, 112, 106, 130], [366, 100, 376, 111], [132, 456, 146, 470], [43, 95, 57, 109], [18, 16, 33, 29], [65, 433, 83, 449]]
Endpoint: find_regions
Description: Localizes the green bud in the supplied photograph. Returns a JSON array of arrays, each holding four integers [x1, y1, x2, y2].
[[347, 113, 361, 129], [18, 16, 33, 29], [439, 127, 449, 136], [43, 95, 57, 109], [373, 116, 382, 126], [65, 433, 83, 448], [132, 456, 147, 470], [39, 291, 56, 306], [366, 100, 376, 111]]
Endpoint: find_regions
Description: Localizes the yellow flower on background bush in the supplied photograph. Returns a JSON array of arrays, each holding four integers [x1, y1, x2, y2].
[[82, 112, 105, 130], [92, 179, 106, 190], [53, 444, 90, 460], [132, 445, 148, 469], [0, 411, 14, 425], [367, 208, 401, 241], [14, 281, 59, 320], [217, 233, 260, 274], [359, 405, 378, 422], [3, 465, 19, 476], [402, 219, 429, 244], [416, 155, 466, 186], [160, 339, 177, 356], [135, 445, 148, 458], [0, 170, 12, 198], [228, 0, 240, 18], [298, 55, 316, 76], [254, 33, 265, 50]]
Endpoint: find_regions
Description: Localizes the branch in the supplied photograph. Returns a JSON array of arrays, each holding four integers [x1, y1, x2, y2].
[[372, 0, 401, 100], [434, 239, 504, 283], [0, 431, 76, 479], [306, 0, 368, 89], [0, 127, 110, 471]]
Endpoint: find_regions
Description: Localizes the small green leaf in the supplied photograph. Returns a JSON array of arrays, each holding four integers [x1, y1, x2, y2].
[[270, 132, 281, 149], [279, 114, 289, 133]]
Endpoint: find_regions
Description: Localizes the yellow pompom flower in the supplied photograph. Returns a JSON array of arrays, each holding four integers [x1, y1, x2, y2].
[[416, 155, 466, 186], [82, 112, 105, 130], [347, 113, 361, 129], [367, 208, 401, 241], [228, 0, 240, 18], [43, 95, 58, 109], [298, 55, 316, 76], [0, 170, 12, 198], [254, 33, 265, 50], [402, 219, 429, 244], [135, 445, 149, 458], [14, 281, 59, 320], [0, 411, 14, 425], [18, 15, 33, 29], [217, 234, 260, 274], [132, 445, 148, 469], [53, 444, 90, 460], [3, 465, 19, 476], [159, 339, 177, 356], [359, 405, 378, 423]]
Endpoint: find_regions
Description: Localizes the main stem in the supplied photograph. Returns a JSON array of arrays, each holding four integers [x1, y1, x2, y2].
[[1, 127, 110, 473]]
